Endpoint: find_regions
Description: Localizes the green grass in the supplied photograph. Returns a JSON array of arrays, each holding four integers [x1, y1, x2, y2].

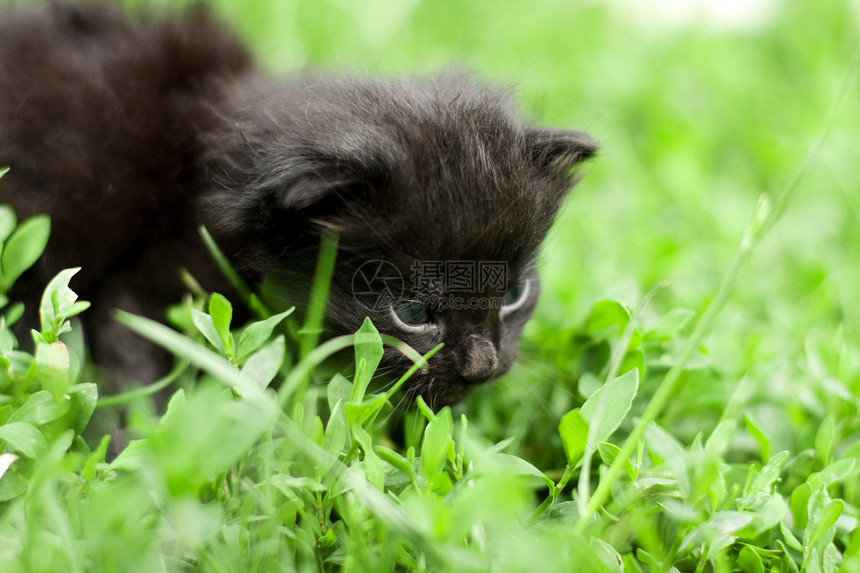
[[2, 0, 860, 571]]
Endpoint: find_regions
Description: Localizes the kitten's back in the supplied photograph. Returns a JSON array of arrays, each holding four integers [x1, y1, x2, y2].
[[0, 3, 250, 292]]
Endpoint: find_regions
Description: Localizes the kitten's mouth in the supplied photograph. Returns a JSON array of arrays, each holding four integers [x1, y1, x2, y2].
[[399, 372, 469, 410], [377, 337, 505, 408], [407, 372, 502, 410]]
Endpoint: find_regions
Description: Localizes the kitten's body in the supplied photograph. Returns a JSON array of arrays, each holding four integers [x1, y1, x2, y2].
[[0, 3, 595, 405]]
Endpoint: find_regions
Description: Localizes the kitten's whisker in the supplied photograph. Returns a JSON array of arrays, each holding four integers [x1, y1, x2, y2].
[[375, 377, 399, 394], [329, 186, 397, 254], [508, 365, 570, 420], [377, 393, 409, 430], [519, 341, 575, 351], [372, 364, 401, 375], [370, 368, 394, 381], [513, 355, 577, 385]]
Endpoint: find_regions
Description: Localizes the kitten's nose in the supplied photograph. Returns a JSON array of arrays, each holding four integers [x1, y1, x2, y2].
[[457, 334, 498, 384]]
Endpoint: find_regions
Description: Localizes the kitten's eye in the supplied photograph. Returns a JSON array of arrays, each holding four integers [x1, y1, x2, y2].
[[501, 279, 531, 315], [392, 302, 432, 329]]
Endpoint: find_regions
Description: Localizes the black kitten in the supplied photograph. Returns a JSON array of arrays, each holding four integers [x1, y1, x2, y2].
[[0, 3, 596, 406]]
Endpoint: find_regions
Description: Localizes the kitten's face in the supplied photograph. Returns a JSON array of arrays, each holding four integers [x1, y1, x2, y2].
[[205, 74, 596, 406], [324, 257, 542, 407]]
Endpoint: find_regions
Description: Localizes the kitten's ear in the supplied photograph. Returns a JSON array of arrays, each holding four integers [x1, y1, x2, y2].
[[274, 151, 389, 211], [526, 128, 598, 175], [276, 164, 354, 211]]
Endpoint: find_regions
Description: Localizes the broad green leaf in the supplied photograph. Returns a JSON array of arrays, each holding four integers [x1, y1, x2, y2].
[[324, 399, 350, 457], [619, 348, 645, 377], [747, 450, 789, 494], [558, 408, 588, 466], [208, 293, 235, 356], [0, 214, 50, 292], [236, 307, 293, 361], [0, 421, 47, 458], [495, 453, 554, 489], [622, 554, 645, 573], [679, 511, 753, 551], [352, 425, 384, 490], [823, 543, 839, 573], [353, 358, 368, 402], [0, 205, 16, 243], [585, 300, 631, 336], [116, 311, 243, 389], [267, 474, 327, 498], [327, 373, 352, 411], [239, 335, 285, 389], [634, 549, 660, 568], [737, 545, 764, 573], [82, 434, 111, 483], [35, 341, 72, 401], [311, 415, 324, 446], [147, 385, 275, 494], [658, 498, 702, 524], [581, 369, 638, 446], [744, 413, 771, 462], [404, 409, 426, 451], [191, 309, 226, 354], [589, 537, 623, 573], [704, 419, 737, 457], [739, 493, 788, 535], [419, 407, 454, 479], [780, 520, 804, 552], [415, 395, 435, 422], [8, 390, 69, 425], [64, 301, 90, 320], [65, 382, 98, 436], [644, 422, 685, 464], [847, 524, 860, 558], [808, 500, 843, 548], [814, 415, 835, 465], [376, 447, 416, 490], [597, 442, 636, 481], [807, 548, 822, 573], [37, 268, 89, 340], [0, 471, 26, 502], [352, 317, 383, 403], [776, 539, 801, 573], [344, 394, 388, 426], [790, 483, 812, 530], [645, 423, 688, 496], [4, 301, 24, 328], [109, 438, 149, 472], [808, 458, 856, 490], [159, 388, 189, 429]]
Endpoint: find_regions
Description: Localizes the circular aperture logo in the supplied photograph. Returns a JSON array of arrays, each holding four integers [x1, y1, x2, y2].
[[351, 260, 404, 311]]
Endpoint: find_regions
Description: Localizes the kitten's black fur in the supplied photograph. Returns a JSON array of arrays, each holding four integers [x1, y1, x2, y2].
[[0, 3, 596, 406]]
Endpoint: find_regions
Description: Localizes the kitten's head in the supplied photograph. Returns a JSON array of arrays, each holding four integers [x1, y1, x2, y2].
[[205, 73, 596, 407]]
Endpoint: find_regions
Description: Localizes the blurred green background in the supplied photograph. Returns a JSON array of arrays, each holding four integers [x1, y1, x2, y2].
[[125, 0, 859, 456], [1, 2, 858, 568]]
